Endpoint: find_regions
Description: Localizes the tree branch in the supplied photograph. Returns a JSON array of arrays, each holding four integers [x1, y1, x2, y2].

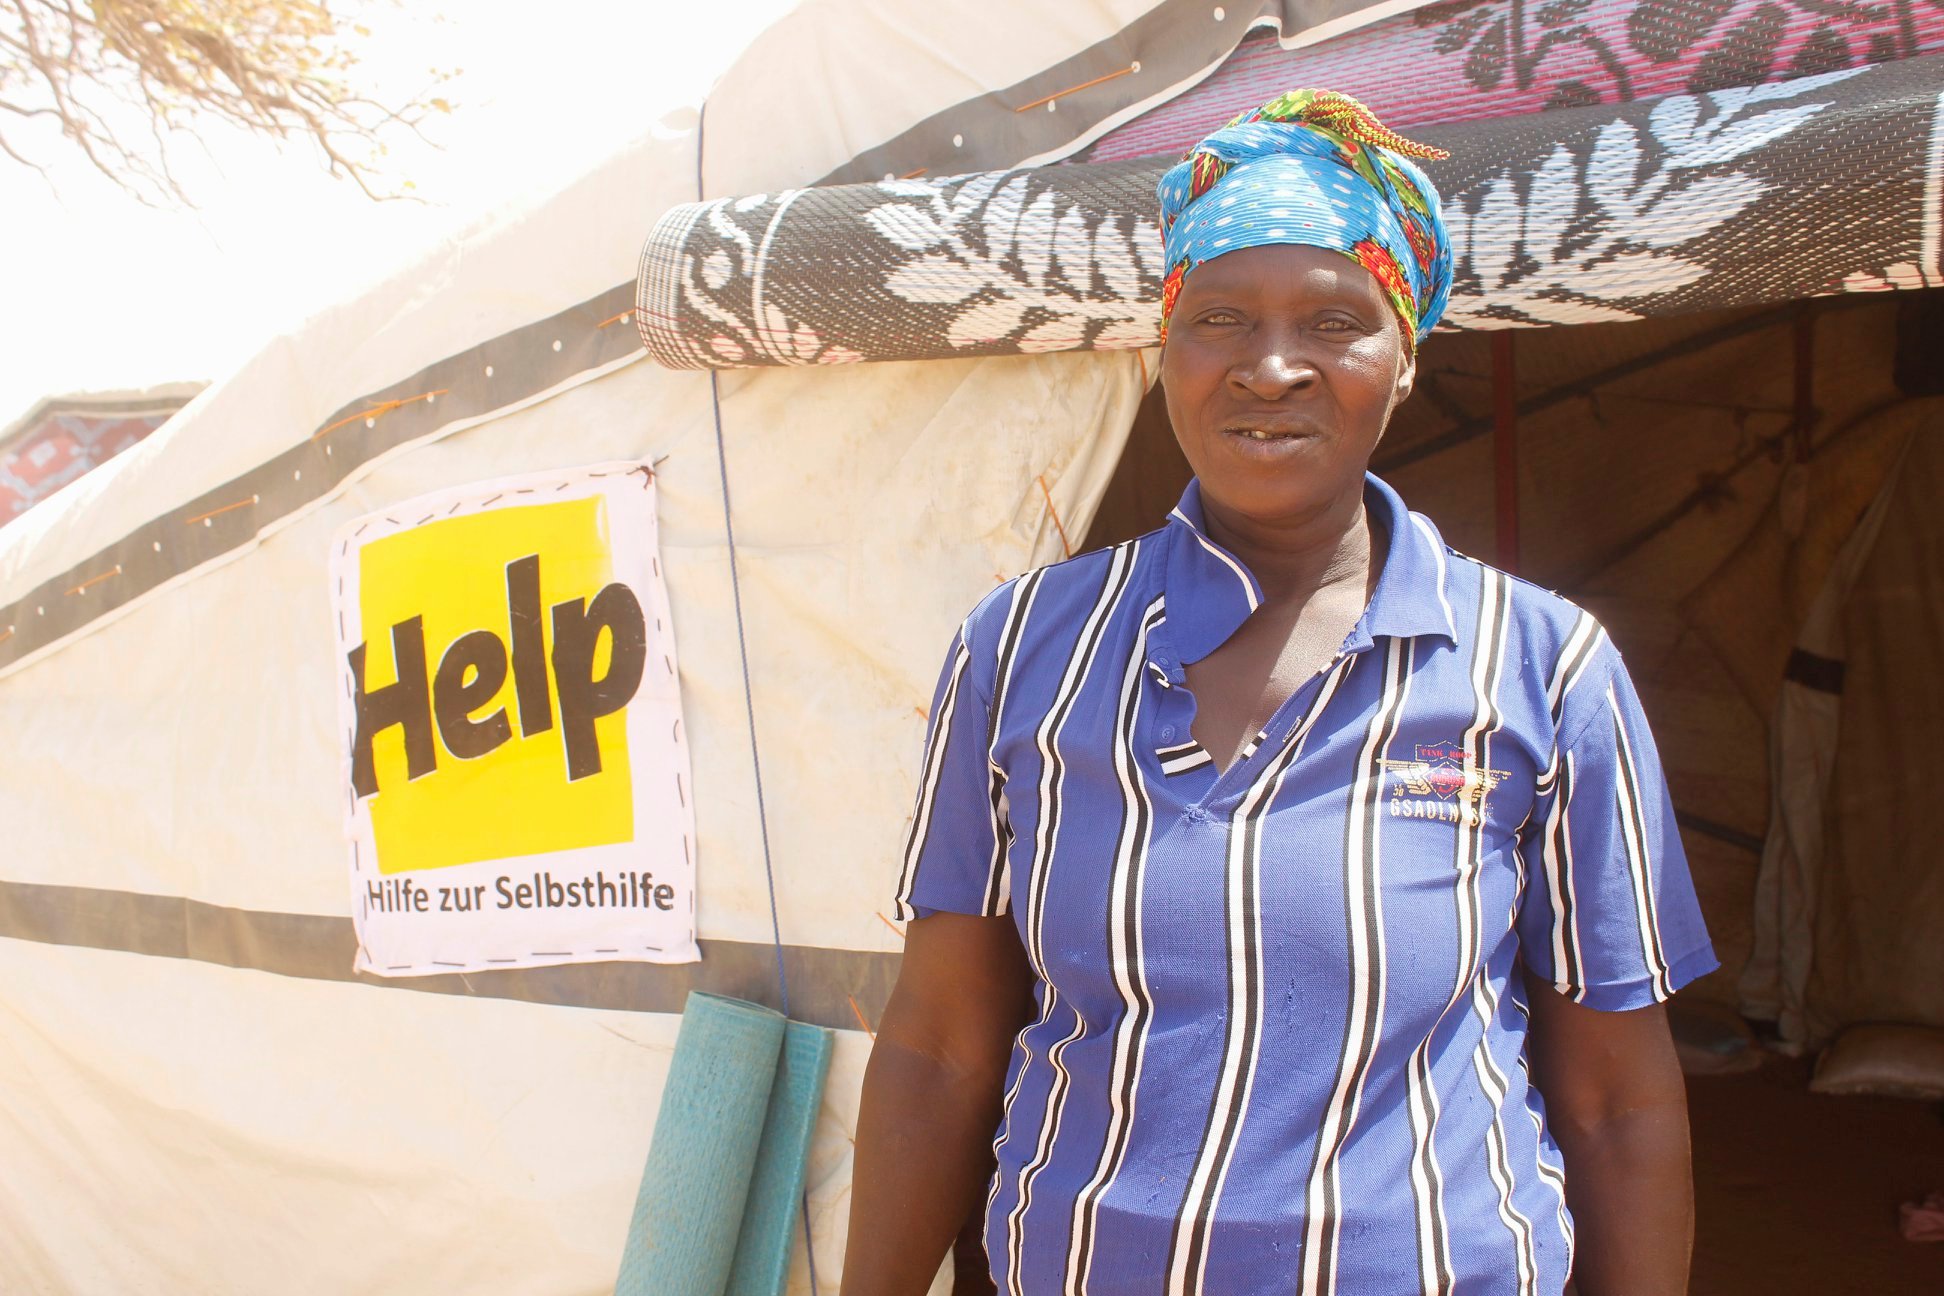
[[0, 0, 449, 203]]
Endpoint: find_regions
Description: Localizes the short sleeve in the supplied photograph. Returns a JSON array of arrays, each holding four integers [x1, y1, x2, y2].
[[890, 624, 1007, 921], [1517, 640, 1718, 1010]]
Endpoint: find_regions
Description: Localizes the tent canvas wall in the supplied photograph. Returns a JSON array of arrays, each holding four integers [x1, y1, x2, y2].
[[2, 0, 1941, 1291]]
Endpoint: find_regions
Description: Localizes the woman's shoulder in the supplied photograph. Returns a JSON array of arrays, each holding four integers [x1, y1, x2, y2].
[[953, 531, 1166, 672], [1434, 543, 1620, 682]]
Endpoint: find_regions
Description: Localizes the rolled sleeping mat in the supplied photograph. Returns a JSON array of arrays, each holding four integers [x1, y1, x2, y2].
[[725, 1020, 835, 1296], [635, 54, 1944, 369], [615, 991, 785, 1296]]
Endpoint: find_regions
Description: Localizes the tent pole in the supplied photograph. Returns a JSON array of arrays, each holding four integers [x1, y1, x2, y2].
[[1792, 302, 1817, 461], [1492, 331, 1519, 574]]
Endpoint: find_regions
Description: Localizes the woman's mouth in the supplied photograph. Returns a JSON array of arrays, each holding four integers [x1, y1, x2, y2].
[[1219, 425, 1322, 459]]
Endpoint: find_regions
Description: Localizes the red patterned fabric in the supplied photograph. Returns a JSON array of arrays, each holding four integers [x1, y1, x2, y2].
[[1229, 86, 1453, 158], [1087, 0, 1944, 162], [0, 411, 174, 525]]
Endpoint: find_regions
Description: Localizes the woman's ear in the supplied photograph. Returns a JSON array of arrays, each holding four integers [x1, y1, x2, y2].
[[1394, 349, 1417, 403]]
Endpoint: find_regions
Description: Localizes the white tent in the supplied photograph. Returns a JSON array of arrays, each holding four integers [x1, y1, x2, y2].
[[3, 0, 1941, 1290], [0, 6, 1153, 1289]]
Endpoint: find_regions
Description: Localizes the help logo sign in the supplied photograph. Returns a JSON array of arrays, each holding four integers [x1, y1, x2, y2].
[[330, 463, 698, 975]]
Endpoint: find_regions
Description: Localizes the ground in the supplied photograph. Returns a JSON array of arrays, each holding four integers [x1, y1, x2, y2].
[[1689, 1055, 1944, 1295]]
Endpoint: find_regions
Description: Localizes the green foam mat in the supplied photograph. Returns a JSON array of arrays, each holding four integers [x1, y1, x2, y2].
[[615, 991, 784, 1296], [725, 1020, 834, 1296]]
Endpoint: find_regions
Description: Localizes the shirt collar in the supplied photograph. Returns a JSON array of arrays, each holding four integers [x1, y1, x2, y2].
[[1358, 472, 1461, 650], [1156, 473, 1459, 669]]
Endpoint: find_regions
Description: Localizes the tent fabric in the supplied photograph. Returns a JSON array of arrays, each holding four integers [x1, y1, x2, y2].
[[638, 55, 1944, 368], [1810, 424, 1944, 1042], [0, 334, 1140, 1292], [0, 877, 899, 1030], [1737, 435, 1909, 1047], [0, 1, 1159, 1289]]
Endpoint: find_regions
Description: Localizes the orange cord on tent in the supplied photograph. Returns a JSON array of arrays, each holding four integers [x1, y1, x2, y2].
[[698, 97, 823, 1296], [65, 565, 122, 597], [1015, 62, 1138, 113], [311, 389, 447, 442], [184, 496, 258, 526], [1037, 474, 1073, 558], [846, 994, 876, 1040]]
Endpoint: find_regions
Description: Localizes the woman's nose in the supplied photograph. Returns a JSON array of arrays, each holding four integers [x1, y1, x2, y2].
[[1231, 346, 1319, 399]]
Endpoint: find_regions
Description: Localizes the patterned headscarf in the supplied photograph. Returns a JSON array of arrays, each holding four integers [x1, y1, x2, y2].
[[1157, 89, 1452, 351]]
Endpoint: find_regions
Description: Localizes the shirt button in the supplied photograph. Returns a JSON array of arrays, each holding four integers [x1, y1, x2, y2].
[[1161, 726, 1176, 740]]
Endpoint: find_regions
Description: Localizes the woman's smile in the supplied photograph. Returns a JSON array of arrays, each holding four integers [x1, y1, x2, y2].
[[1220, 423, 1325, 459]]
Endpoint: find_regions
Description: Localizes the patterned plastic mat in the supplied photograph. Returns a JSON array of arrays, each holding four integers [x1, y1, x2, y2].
[[639, 14, 1944, 368]]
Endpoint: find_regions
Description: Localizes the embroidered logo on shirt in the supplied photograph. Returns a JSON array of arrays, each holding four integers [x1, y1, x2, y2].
[[1382, 740, 1508, 826]]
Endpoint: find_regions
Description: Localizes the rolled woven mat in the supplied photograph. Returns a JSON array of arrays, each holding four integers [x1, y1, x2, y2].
[[725, 1020, 835, 1296], [615, 992, 785, 1296], [637, 52, 1944, 369]]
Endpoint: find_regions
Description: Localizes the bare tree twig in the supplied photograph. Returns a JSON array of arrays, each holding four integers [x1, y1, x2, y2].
[[0, 0, 450, 203]]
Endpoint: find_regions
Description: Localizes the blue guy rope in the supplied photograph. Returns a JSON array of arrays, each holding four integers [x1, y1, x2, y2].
[[695, 100, 791, 1023], [707, 362, 792, 1021], [695, 97, 824, 1296]]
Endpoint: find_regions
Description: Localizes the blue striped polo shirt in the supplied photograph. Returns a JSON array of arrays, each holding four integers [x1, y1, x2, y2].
[[891, 473, 1716, 1296]]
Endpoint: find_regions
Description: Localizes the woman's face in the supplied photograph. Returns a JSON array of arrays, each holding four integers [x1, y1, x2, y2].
[[1160, 242, 1415, 530]]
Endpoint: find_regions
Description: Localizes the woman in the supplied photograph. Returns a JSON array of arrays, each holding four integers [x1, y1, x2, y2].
[[847, 90, 1715, 1296]]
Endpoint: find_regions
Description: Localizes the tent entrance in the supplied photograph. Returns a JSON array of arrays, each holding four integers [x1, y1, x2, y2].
[[1079, 291, 1944, 1294]]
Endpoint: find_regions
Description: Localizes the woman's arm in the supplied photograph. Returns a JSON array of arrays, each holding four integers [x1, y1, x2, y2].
[[1523, 972, 1695, 1296], [844, 912, 1037, 1295]]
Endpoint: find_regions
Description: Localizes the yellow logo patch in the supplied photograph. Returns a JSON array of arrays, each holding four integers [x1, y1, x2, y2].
[[332, 463, 698, 977], [348, 494, 644, 874]]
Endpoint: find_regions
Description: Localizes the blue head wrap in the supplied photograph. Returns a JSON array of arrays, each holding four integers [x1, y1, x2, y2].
[[1156, 89, 1452, 351]]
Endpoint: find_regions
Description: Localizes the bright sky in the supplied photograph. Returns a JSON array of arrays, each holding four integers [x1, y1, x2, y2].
[[0, 0, 797, 425]]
